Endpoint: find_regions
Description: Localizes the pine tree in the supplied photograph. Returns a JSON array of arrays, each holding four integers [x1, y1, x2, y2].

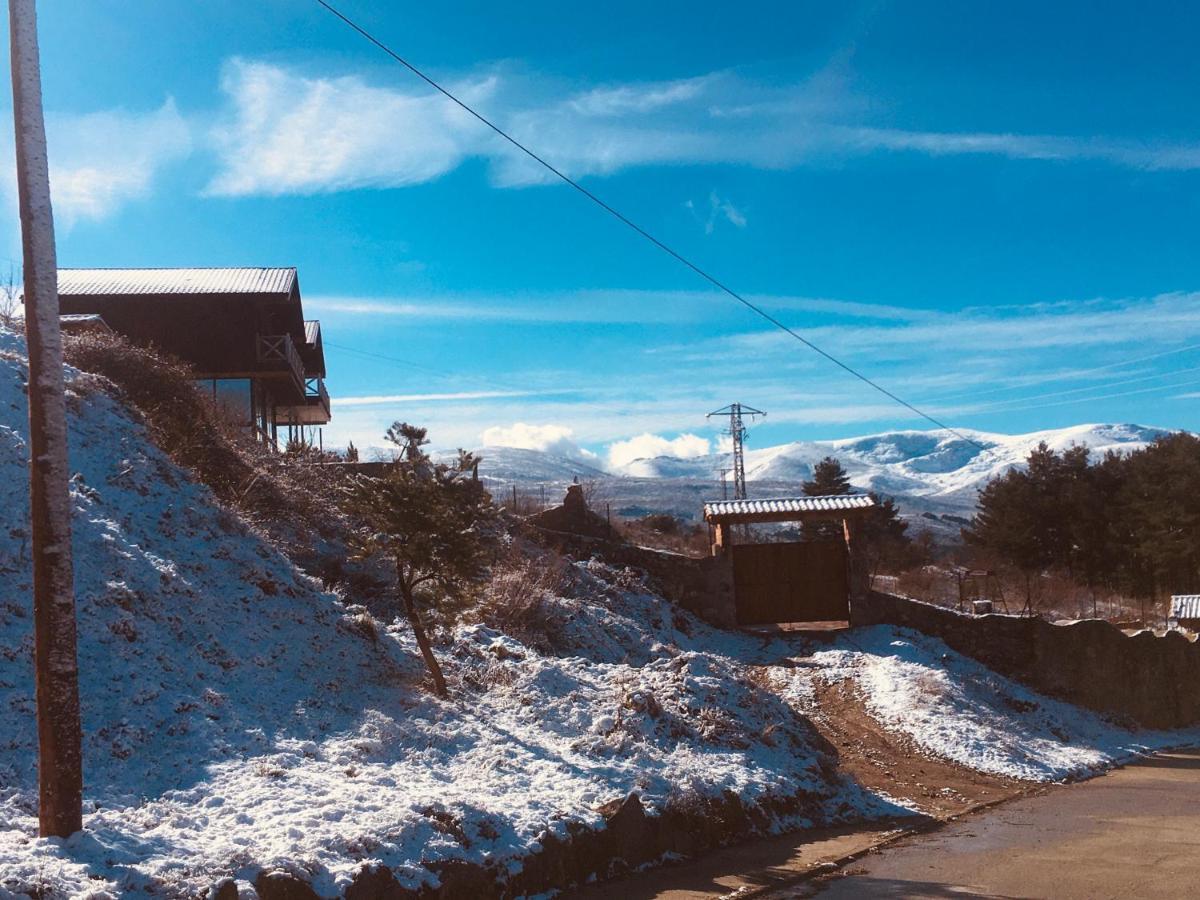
[[860, 494, 914, 579], [803, 456, 852, 496], [801, 456, 852, 541], [344, 423, 499, 697]]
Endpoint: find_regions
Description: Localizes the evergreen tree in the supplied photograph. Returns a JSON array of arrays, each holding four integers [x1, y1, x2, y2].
[[801, 456, 851, 540], [344, 423, 499, 697], [860, 494, 914, 578], [803, 456, 852, 496]]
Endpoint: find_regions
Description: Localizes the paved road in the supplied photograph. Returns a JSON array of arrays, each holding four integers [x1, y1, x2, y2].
[[784, 748, 1200, 899]]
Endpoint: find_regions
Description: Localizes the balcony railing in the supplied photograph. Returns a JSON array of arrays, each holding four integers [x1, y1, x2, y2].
[[256, 333, 305, 393]]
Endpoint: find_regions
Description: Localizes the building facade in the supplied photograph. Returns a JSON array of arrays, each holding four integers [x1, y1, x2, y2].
[[57, 267, 330, 445]]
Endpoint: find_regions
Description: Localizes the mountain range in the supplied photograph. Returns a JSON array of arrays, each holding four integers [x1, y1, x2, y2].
[[470, 423, 1169, 537]]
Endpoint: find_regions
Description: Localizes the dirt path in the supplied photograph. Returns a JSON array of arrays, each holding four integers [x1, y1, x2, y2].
[[780, 747, 1200, 899], [569, 677, 1032, 899], [805, 678, 1026, 818]]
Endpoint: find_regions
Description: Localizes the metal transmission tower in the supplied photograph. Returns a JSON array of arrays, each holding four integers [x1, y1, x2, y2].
[[707, 403, 766, 501]]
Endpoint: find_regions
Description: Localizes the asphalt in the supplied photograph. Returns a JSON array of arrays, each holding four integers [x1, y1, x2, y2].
[[785, 747, 1200, 899], [572, 748, 1200, 900]]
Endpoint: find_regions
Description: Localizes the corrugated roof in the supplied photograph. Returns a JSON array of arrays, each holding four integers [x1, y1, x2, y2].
[[704, 494, 876, 519], [57, 267, 297, 297], [1171, 595, 1200, 620], [304, 320, 321, 345]]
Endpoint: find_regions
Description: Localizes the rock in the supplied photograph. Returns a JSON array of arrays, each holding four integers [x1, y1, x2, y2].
[[255, 871, 321, 900], [598, 792, 657, 870], [346, 864, 408, 899], [208, 878, 239, 900]]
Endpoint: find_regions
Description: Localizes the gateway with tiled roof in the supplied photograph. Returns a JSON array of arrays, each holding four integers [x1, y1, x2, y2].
[[58, 267, 329, 442]]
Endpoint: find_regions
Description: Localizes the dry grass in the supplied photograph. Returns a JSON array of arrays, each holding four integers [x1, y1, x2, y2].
[[616, 515, 710, 557], [61, 332, 373, 592], [466, 543, 570, 652]]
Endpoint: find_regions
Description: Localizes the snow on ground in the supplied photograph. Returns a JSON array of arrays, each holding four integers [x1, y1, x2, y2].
[[0, 330, 895, 898], [0, 326, 1194, 898], [801, 626, 1200, 781]]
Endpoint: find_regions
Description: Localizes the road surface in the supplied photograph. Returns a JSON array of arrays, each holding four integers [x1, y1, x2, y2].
[[783, 747, 1200, 899]]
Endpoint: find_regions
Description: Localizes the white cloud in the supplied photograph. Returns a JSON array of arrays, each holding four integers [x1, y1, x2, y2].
[[480, 422, 599, 461], [687, 190, 748, 234], [206, 58, 494, 196], [307, 288, 922, 325], [202, 58, 1200, 198], [1, 99, 192, 227], [334, 390, 543, 406], [606, 432, 711, 469]]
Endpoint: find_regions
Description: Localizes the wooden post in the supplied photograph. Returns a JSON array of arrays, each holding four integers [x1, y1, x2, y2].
[[843, 516, 869, 606], [9, 0, 83, 838]]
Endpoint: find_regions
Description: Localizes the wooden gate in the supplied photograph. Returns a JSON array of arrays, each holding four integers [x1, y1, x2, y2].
[[731, 540, 849, 625]]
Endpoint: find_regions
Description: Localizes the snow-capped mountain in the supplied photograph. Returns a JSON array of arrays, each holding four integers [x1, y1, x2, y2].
[[474, 424, 1170, 530], [619, 423, 1166, 507]]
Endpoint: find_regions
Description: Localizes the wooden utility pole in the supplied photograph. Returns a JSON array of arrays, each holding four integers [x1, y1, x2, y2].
[[9, 0, 83, 837]]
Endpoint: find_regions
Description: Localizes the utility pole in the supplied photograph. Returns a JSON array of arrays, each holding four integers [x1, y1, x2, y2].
[[9, 0, 82, 838], [707, 403, 766, 501]]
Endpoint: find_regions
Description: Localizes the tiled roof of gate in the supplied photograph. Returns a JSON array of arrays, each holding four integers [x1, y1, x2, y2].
[[703, 494, 876, 519], [1170, 595, 1200, 620], [58, 267, 297, 296]]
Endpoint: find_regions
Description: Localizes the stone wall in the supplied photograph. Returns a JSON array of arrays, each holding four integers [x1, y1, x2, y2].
[[851, 591, 1200, 729]]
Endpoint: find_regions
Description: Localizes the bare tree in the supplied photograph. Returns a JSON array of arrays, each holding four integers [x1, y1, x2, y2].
[[0, 264, 21, 326]]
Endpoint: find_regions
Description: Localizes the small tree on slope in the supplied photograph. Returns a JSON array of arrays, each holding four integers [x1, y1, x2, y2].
[[344, 423, 498, 697]]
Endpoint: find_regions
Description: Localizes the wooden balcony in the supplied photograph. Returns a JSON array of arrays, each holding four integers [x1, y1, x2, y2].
[[256, 333, 306, 398], [277, 376, 331, 425]]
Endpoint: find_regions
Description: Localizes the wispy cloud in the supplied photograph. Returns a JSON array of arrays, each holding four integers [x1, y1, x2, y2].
[[203, 59, 1200, 198], [686, 190, 747, 235], [333, 389, 553, 406], [308, 288, 927, 325], [0, 98, 192, 227]]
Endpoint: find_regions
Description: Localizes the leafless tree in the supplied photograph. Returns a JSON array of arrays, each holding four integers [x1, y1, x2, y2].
[[0, 264, 22, 326]]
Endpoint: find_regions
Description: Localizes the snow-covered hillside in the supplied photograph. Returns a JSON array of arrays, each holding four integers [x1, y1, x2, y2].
[[0, 329, 1191, 898], [477, 423, 1168, 524], [0, 332, 887, 896]]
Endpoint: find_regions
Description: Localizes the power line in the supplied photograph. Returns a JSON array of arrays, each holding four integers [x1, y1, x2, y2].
[[312, 0, 987, 451]]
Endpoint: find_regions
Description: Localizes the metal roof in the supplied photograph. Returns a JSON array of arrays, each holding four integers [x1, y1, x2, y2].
[[57, 267, 297, 297], [704, 494, 876, 519], [304, 320, 321, 345], [1171, 595, 1200, 620]]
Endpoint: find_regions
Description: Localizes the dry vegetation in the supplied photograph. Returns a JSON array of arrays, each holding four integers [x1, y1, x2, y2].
[[464, 540, 570, 652], [616, 514, 710, 557], [61, 332, 380, 596], [892, 563, 1168, 627]]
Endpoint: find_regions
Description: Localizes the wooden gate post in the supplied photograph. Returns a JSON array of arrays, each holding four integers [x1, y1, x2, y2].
[[843, 516, 870, 604]]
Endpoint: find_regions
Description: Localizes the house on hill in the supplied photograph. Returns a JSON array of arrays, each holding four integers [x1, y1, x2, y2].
[[57, 267, 330, 445]]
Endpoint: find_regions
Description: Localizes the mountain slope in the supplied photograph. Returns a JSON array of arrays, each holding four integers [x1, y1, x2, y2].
[[480, 424, 1168, 524]]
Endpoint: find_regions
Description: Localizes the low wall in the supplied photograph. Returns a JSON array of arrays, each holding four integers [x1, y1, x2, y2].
[[851, 591, 1200, 729]]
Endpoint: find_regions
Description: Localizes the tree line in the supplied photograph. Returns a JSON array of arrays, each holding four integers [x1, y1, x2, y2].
[[964, 432, 1200, 610]]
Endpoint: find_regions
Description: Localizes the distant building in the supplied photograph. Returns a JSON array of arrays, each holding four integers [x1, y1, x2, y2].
[[1169, 595, 1200, 631], [57, 267, 329, 444]]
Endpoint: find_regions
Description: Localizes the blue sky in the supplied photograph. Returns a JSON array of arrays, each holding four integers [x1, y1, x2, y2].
[[10, 0, 1200, 464]]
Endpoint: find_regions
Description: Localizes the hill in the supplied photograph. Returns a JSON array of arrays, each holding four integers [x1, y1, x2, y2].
[[475, 424, 1168, 530], [0, 329, 1188, 897]]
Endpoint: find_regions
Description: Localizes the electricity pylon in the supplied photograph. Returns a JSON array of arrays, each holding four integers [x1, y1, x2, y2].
[[707, 403, 766, 501]]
